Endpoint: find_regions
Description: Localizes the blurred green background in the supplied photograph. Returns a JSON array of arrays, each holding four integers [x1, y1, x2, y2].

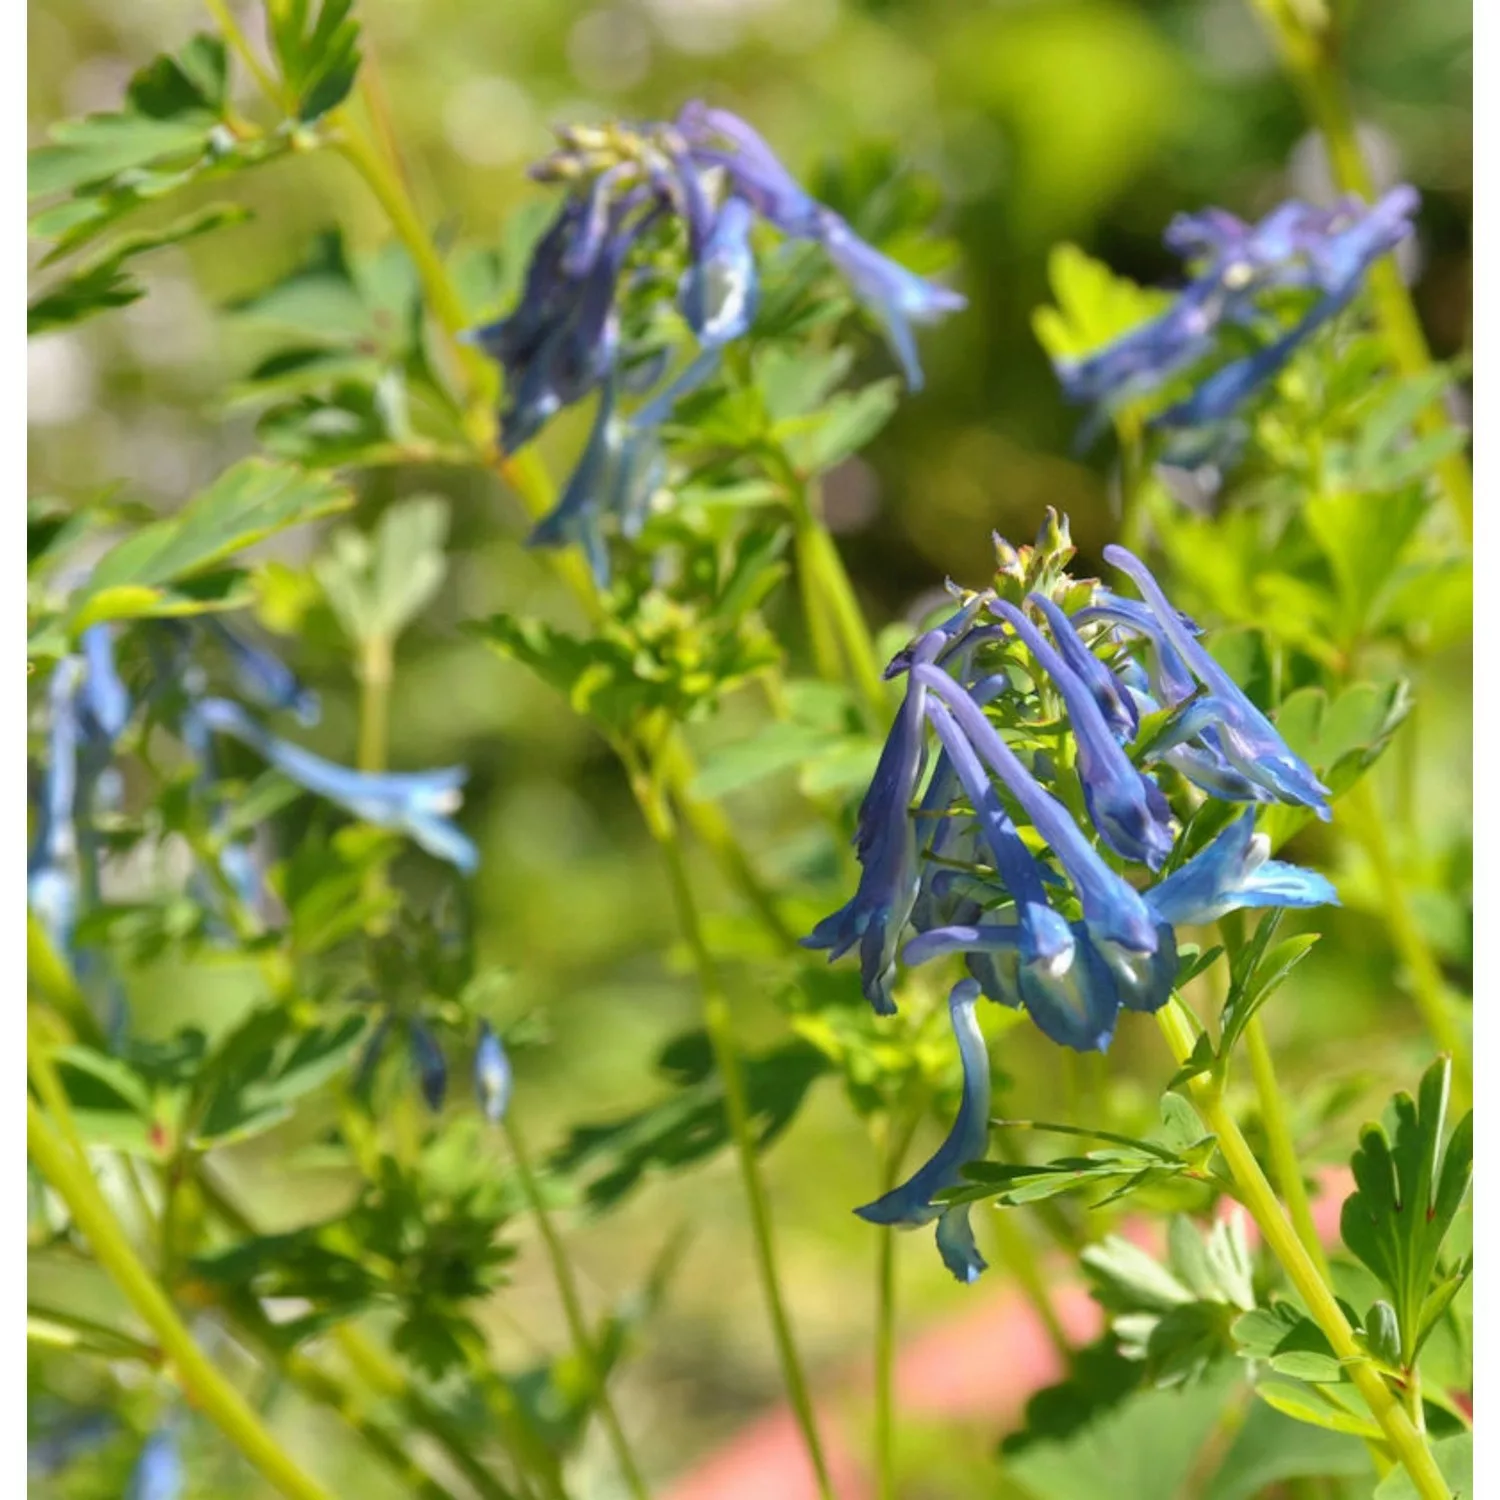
[[28, 0, 1472, 1494]]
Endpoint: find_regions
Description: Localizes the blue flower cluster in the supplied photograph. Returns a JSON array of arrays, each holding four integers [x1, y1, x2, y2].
[[467, 104, 965, 581], [1054, 187, 1418, 445], [805, 515, 1338, 1281]]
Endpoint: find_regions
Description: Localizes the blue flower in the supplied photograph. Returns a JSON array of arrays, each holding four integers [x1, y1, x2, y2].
[[1054, 188, 1419, 440], [194, 698, 480, 872], [1102, 546, 1330, 817], [28, 657, 85, 952], [911, 663, 1161, 961], [802, 678, 929, 1014], [679, 196, 759, 347], [854, 979, 990, 1283], [408, 1019, 448, 1112], [1146, 811, 1338, 929], [125, 1429, 183, 1500], [474, 1020, 513, 1124], [207, 618, 320, 726], [992, 598, 1174, 869], [79, 625, 130, 746], [1028, 592, 1139, 742]]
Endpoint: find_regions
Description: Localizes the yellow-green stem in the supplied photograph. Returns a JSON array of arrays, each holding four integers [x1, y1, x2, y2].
[[990, 1214, 1074, 1366], [501, 1114, 652, 1500], [1242, 1013, 1331, 1281], [1155, 1003, 1449, 1500], [643, 785, 835, 1500], [1344, 778, 1470, 1112], [356, 635, 392, 775], [28, 1098, 336, 1500], [1244, 0, 1472, 540], [872, 1112, 917, 1500], [201, 0, 284, 108]]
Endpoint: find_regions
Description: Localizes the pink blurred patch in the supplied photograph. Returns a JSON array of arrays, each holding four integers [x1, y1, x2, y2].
[[662, 1167, 1361, 1498]]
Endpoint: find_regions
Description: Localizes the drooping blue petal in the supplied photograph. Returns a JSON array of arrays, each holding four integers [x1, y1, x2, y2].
[[935, 1205, 988, 1285], [910, 664, 1160, 958], [409, 1020, 448, 1112], [207, 618, 320, 726], [1029, 593, 1139, 742], [195, 698, 479, 873], [815, 213, 967, 392], [679, 196, 759, 347], [993, 598, 1174, 869], [855, 979, 991, 1282], [922, 698, 1074, 974], [675, 101, 825, 237], [803, 678, 929, 1014], [1146, 811, 1339, 928], [1103, 546, 1330, 818], [474, 1020, 513, 1124], [79, 625, 130, 746]]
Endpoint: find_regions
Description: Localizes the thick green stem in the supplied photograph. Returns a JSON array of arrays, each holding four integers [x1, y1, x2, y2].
[[28, 1098, 336, 1500], [1156, 1004, 1449, 1499], [501, 1114, 652, 1500], [1344, 778, 1470, 1112], [789, 480, 888, 727], [1244, 0, 1472, 540], [356, 635, 392, 775], [1242, 1014, 1331, 1281], [642, 786, 835, 1500]]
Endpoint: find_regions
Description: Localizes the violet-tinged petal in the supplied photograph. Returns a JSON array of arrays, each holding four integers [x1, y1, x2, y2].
[[79, 625, 130, 746], [1146, 811, 1339, 928], [910, 664, 1159, 957], [679, 196, 759, 347], [409, 1020, 448, 1112], [474, 1020, 513, 1124]]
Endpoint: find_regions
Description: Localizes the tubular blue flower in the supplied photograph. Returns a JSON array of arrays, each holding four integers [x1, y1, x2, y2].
[[27, 1409, 117, 1480], [474, 1020, 513, 1124], [855, 979, 990, 1283], [679, 196, 759, 347], [28, 657, 85, 952], [1054, 187, 1419, 441], [125, 1429, 182, 1500], [1145, 811, 1338, 928], [992, 598, 1173, 869], [802, 677, 929, 1014], [207, 618, 320, 726], [1028, 593, 1138, 742], [409, 1020, 448, 1112], [910, 664, 1160, 960], [79, 625, 130, 746], [1103, 546, 1330, 817], [194, 698, 480, 872]]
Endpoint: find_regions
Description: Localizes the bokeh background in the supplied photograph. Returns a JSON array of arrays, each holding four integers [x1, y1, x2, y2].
[[28, 1, 1473, 1494]]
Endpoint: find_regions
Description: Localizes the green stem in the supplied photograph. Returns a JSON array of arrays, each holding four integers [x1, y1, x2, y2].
[[27, 1098, 336, 1500], [1344, 777, 1470, 1112], [1243, 0, 1472, 540], [1242, 1013, 1331, 1281], [989, 1214, 1074, 1366], [28, 1301, 161, 1364], [196, 1167, 528, 1500], [789, 478, 888, 727], [641, 781, 835, 1500], [200, 0, 285, 108], [1156, 1003, 1449, 1499], [356, 635, 392, 775], [872, 1113, 917, 1500], [500, 1113, 652, 1500]]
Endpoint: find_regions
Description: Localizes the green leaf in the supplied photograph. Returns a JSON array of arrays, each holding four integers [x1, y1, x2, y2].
[[314, 496, 451, 647], [1340, 1057, 1473, 1365], [1373, 1433, 1472, 1498], [1305, 485, 1429, 642], [193, 1008, 367, 1147], [1032, 242, 1173, 365], [773, 379, 899, 473], [754, 345, 855, 422], [1254, 1378, 1384, 1440], [267, 0, 363, 121], [1208, 1400, 1373, 1500], [28, 204, 249, 335], [551, 1033, 831, 1211], [1216, 911, 1320, 1062], [688, 722, 847, 800], [65, 459, 352, 633]]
